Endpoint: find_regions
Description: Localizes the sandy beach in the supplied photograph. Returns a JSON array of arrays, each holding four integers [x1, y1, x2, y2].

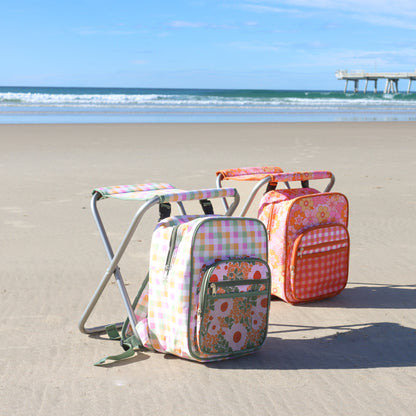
[[1, 121, 415, 415]]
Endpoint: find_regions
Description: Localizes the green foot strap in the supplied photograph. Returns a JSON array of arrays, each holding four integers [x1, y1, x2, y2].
[[105, 324, 121, 340], [94, 335, 141, 366], [94, 344, 134, 366]]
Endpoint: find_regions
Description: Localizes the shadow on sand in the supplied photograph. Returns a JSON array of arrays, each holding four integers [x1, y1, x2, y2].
[[207, 322, 416, 370], [91, 283, 416, 369], [303, 283, 416, 309], [207, 283, 416, 370]]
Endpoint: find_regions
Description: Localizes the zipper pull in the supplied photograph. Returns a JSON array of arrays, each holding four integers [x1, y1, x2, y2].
[[298, 247, 304, 258], [163, 265, 171, 280], [290, 265, 295, 278], [210, 283, 217, 297]]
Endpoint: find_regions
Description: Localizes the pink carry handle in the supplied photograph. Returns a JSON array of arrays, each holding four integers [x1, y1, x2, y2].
[[216, 167, 333, 184], [216, 167, 335, 217], [266, 170, 333, 184], [216, 166, 283, 181]]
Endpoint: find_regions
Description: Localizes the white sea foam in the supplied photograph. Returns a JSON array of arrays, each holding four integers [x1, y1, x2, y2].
[[0, 92, 164, 106], [1, 91, 416, 112]]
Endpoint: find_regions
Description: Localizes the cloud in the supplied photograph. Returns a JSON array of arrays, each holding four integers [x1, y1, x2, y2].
[[73, 26, 139, 36], [74, 27, 99, 35], [169, 21, 207, 28], [168, 21, 237, 30], [294, 47, 416, 70], [241, 0, 416, 28], [241, 4, 301, 13], [227, 41, 283, 51], [354, 14, 416, 30], [227, 39, 329, 53], [252, 0, 416, 15], [132, 60, 148, 65]]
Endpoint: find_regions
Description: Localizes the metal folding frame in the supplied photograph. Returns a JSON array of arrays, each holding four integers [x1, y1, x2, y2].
[[78, 183, 240, 339], [216, 167, 335, 216]]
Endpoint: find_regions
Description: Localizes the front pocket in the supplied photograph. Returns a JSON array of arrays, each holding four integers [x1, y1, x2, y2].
[[196, 258, 270, 358], [290, 224, 349, 302]]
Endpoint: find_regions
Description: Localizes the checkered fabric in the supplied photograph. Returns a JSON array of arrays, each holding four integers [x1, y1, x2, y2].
[[259, 191, 349, 303], [146, 216, 268, 361], [294, 224, 349, 256], [93, 184, 237, 203], [94, 182, 175, 198], [158, 188, 237, 203], [290, 224, 349, 301]]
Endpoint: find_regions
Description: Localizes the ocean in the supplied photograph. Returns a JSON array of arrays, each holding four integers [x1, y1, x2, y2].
[[1, 86, 416, 123]]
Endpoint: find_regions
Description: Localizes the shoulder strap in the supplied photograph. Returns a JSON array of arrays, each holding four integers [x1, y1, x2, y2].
[[105, 324, 121, 340], [94, 274, 150, 366], [158, 202, 172, 221], [265, 182, 277, 193], [199, 199, 214, 215]]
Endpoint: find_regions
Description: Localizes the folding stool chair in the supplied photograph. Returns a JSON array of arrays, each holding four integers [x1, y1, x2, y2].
[[78, 182, 240, 340], [215, 167, 350, 304], [215, 166, 335, 216]]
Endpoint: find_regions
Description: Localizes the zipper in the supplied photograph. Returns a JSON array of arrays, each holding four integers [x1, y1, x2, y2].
[[163, 225, 179, 280], [291, 224, 349, 263], [208, 278, 270, 295], [197, 274, 271, 357], [197, 279, 270, 327], [199, 278, 270, 317], [296, 238, 348, 258], [290, 224, 349, 285], [291, 245, 349, 277], [290, 226, 350, 301], [198, 258, 270, 316], [266, 204, 275, 240], [197, 277, 270, 348]]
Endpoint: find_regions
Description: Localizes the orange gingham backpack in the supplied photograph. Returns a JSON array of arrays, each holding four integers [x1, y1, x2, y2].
[[258, 178, 349, 303]]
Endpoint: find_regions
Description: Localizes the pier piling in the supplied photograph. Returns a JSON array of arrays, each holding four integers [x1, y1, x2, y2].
[[336, 70, 416, 93]]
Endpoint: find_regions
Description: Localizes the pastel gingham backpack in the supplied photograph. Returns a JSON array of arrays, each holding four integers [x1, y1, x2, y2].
[[118, 215, 272, 362]]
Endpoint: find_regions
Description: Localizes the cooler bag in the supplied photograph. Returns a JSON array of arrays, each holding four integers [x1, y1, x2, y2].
[[120, 215, 271, 362], [258, 188, 349, 303]]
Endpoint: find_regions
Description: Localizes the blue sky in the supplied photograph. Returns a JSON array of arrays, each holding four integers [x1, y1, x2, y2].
[[1, 0, 416, 89]]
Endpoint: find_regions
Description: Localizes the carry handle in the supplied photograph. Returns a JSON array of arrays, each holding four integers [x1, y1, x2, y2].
[[93, 183, 239, 207], [217, 168, 333, 188], [157, 187, 239, 205], [216, 166, 283, 181], [217, 169, 334, 192], [216, 168, 335, 216], [93, 182, 176, 199], [265, 171, 334, 190]]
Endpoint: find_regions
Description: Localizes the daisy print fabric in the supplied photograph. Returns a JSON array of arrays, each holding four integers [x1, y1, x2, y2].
[[196, 259, 270, 358]]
